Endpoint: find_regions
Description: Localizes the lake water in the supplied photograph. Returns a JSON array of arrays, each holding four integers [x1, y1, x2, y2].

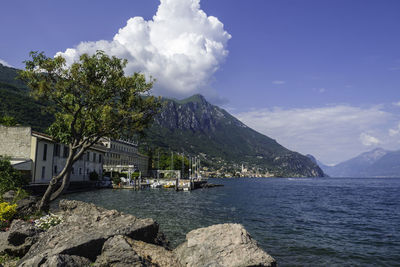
[[61, 177, 400, 266]]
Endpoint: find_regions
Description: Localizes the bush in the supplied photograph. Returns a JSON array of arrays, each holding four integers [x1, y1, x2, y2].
[[112, 176, 121, 185], [89, 171, 99, 181], [0, 202, 17, 222], [0, 157, 30, 194]]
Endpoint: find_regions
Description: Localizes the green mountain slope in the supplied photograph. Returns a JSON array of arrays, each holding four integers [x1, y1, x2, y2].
[[142, 95, 324, 177], [0, 63, 53, 132]]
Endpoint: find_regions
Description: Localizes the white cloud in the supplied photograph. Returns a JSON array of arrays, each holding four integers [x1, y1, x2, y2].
[[393, 101, 400, 107], [272, 80, 286, 85], [0, 59, 12, 68], [359, 133, 381, 146], [56, 0, 231, 99], [235, 105, 400, 164], [389, 122, 400, 136]]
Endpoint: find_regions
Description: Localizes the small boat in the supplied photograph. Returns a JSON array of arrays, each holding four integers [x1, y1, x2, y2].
[[150, 181, 162, 188], [163, 183, 175, 188]]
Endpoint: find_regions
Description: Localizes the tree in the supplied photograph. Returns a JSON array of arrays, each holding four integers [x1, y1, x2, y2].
[[19, 51, 160, 211]]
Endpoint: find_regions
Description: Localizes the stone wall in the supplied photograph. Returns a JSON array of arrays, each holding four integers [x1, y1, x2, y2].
[[0, 126, 32, 159]]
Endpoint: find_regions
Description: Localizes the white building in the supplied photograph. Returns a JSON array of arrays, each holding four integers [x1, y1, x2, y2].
[[0, 126, 106, 183], [101, 138, 149, 176]]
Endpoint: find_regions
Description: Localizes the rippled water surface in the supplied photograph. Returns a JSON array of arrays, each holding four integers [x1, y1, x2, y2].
[[61, 178, 400, 266]]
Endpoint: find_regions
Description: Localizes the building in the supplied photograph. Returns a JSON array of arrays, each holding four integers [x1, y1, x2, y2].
[[0, 126, 106, 183], [101, 138, 149, 176]]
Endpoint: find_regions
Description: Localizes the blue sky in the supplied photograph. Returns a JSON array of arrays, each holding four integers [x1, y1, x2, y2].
[[1, 0, 400, 164]]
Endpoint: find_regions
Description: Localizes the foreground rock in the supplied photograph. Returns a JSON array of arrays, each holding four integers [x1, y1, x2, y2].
[[175, 223, 277, 267], [0, 219, 42, 257], [93, 235, 149, 266], [18, 200, 159, 266], [14, 200, 276, 266]]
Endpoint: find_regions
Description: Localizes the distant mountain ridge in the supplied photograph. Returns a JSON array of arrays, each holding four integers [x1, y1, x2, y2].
[[317, 148, 400, 177], [142, 94, 325, 177]]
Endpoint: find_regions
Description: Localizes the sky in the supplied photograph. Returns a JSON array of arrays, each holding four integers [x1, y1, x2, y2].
[[1, 0, 400, 164]]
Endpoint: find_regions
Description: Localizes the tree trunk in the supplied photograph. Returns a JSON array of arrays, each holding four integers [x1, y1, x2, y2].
[[37, 153, 74, 212]]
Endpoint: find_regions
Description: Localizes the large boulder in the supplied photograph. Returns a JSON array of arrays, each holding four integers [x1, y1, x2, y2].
[[174, 223, 277, 267], [0, 219, 42, 257], [127, 239, 179, 267], [18, 200, 160, 266], [94, 235, 148, 267]]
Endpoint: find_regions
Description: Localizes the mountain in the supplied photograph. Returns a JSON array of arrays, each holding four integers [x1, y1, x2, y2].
[[0, 64, 324, 177], [321, 148, 400, 177], [0, 63, 53, 132], [141, 95, 324, 177]]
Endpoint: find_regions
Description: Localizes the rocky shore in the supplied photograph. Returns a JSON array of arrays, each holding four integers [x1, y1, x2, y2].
[[0, 200, 276, 266]]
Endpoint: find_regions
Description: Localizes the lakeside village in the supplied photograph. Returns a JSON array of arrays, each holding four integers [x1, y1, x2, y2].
[[0, 125, 265, 194], [0, 125, 267, 193]]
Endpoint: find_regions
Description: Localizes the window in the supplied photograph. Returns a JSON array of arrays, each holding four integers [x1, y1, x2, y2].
[[99, 154, 102, 163], [54, 144, 60, 157], [93, 153, 96, 162], [43, 144, 47, 161], [79, 168, 82, 175], [54, 165, 58, 174], [72, 168, 74, 174], [86, 152, 90, 161], [41, 166, 46, 179], [63, 146, 69, 158]]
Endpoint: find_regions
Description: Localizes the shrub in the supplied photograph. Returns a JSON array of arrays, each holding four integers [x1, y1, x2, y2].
[[112, 176, 121, 185], [0, 202, 17, 222], [0, 157, 30, 194]]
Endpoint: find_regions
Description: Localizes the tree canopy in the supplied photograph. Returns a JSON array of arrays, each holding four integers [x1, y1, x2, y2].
[[19, 50, 160, 210]]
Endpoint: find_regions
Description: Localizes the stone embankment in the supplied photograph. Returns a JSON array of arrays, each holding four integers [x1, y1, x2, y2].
[[0, 200, 276, 267]]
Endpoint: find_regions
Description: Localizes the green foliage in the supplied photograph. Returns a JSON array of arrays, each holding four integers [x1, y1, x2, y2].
[[0, 253, 20, 265], [0, 157, 30, 194], [19, 50, 160, 146], [112, 176, 121, 185], [89, 171, 99, 181], [13, 188, 30, 203], [0, 202, 17, 222], [0, 115, 17, 126]]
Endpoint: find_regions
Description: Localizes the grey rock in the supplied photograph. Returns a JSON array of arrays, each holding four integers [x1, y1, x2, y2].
[[7, 219, 40, 246], [42, 254, 92, 267], [94, 235, 148, 267], [1, 191, 16, 203], [174, 223, 277, 267], [0, 220, 41, 257], [128, 239, 179, 267], [16, 196, 38, 218], [18, 200, 159, 266]]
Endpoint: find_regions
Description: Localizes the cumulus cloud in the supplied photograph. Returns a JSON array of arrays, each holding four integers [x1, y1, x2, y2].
[[272, 80, 286, 85], [0, 59, 12, 67], [393, 101, 400, 107], [389, 122, 400, 136], [236, 105, 400, 164], [56, 0, 231, 98], [360, 133, 381, 146]]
